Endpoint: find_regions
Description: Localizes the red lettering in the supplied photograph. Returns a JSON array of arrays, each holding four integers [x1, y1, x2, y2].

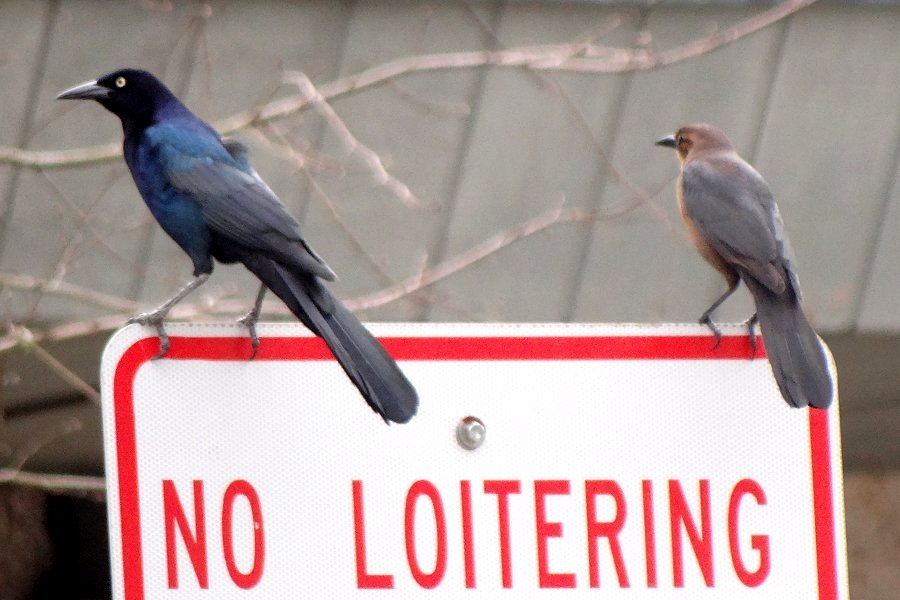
[[669, 479, 714, 587], [728, 479, 769, 587], [347, 477, 764, 591], [163, 480, 208, 589], [642, 480, 657, 587], [404, 480, 448, 589], [352, 480, 393, 588], [221, 480, 265, 588], [484, 480, 520, 588], [460, 480, 476, 588], [585, 480, 629, 588], [534, 480, 576, 588]]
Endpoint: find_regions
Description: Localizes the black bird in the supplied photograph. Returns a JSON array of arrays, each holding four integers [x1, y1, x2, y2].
[[58, 69, 418, 423], [657, 123, 832, 409]]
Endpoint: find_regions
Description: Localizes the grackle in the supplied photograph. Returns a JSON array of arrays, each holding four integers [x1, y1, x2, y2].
[[58, 69, 418, 423], [657, 123, 832, 409]]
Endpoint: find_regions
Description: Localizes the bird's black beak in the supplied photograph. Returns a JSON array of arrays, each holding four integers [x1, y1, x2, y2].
[[655, 134, 677, 148], [56, 80, 110, 101]]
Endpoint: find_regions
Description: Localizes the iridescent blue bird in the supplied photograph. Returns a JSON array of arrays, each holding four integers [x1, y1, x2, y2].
[[58, 69, 418, 424]]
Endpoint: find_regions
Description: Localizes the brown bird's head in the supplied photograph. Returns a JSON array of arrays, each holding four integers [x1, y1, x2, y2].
[[656, 123, 735, 163]]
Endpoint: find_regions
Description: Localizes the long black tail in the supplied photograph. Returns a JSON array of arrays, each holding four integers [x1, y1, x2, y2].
[[243, 256, 418, 423], [743, 274, 833, 409]]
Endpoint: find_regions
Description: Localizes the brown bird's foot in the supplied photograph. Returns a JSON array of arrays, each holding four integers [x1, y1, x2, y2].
[[699, 313, 723, 350], [236, 309, 260, 359], [127, 309, 171, 359], [745, 313, 759, 359]]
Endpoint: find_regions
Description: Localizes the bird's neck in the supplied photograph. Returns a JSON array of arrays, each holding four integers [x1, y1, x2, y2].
[[121, 117, 153, 165], [119, 98, 192, 146]]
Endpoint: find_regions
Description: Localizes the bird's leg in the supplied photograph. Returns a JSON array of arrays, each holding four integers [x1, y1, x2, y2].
[[698, 279, 740, 350], [745, 312, 759, 359], [237, 284, 266, 359], [128, 273, 210, 359]]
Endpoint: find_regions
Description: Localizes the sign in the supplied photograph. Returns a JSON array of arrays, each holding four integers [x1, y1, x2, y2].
[[100, 322, 847, 599]]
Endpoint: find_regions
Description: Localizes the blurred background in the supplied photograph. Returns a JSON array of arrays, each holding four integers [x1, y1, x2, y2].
[[1, 0, 898, 597]]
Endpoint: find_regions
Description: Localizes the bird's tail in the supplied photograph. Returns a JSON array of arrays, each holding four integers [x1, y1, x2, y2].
[[243, 257, 418, 424], [743, 274, 833, 409]]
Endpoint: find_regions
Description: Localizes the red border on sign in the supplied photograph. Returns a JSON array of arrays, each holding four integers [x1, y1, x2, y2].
[[112, 334, 837, 599]]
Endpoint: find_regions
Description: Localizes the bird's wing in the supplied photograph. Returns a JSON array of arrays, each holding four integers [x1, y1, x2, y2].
[[681, 156, 793, 294], [148, 123, 335, 280], [769, 201, 803, 300]]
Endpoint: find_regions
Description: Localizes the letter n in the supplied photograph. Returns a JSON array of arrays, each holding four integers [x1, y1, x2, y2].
[[163, 479, 208, 588]]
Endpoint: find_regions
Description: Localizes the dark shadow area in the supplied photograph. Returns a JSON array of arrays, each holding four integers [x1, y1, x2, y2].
[[32, 495, 110, 600]]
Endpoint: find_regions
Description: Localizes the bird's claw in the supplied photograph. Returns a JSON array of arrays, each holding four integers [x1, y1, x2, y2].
[[746, 313, 759, 359], [699, 314, 722, 350], [128, 310, 170, 359], [237, 310, 260, 359]]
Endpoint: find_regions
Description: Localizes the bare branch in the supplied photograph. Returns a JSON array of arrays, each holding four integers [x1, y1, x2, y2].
[[0, 141, 121, 168], [557, 0, 817, 72], [281, 70, 423, 209], [0, 200, 619, 347], [4, 415, 83, 473], [0, 469, 106, 497], [8, 326, 101, 404], [458, 5, 665, 224], [348, 205, 593, 311], [0, 0, 817, 169], [0, 315, 126, 353], [0, 272, 138, 312]]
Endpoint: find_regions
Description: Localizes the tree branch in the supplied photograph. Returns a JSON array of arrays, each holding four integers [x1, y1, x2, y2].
[[281, 70, 422, 208], [0, 0, 817, 169], [0, 469, 106, 497], [0, 272, 139, 312], [7, 326, 101, 404], [0, 190, 662, 352]]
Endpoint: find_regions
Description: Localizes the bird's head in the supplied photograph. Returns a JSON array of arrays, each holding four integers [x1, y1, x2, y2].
[[656, 123, 734, 163], [57, 68, 178, 124]]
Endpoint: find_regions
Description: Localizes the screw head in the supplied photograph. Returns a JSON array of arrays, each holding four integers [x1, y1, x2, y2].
[[457, 416, 486, 450]]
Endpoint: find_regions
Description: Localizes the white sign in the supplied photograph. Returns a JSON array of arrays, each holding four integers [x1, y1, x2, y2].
[[100, 322, 847, 599]]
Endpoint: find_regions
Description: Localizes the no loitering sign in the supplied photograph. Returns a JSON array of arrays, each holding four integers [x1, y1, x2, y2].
[[100, 322, 847, 599]]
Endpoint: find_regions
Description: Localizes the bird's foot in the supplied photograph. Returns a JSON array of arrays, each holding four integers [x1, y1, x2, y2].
[[127, 310, 171, 359], [236, 309, 260, 359], [699, 313, 723, 350], [745, 313, 759, 359]]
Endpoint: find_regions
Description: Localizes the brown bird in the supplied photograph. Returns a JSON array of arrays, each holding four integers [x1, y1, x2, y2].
[[656, 123, 832, 409]]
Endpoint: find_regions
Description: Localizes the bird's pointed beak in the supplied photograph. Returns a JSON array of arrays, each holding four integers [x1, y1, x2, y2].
[[655, 134, 677, 148], [56, 80, 109, 101]]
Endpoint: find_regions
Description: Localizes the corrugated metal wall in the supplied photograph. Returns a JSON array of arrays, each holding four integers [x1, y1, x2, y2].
[[5, 1, 900, 332]]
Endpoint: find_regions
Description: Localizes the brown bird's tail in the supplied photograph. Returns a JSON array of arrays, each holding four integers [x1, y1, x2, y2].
[[742, 272, 833, 409]]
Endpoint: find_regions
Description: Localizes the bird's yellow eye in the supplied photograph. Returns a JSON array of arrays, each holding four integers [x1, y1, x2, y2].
[[115, 76, 127, 88]]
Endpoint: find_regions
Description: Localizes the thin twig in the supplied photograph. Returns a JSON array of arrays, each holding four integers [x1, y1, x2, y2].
[[349, 206, 595, 310], [281, 71, 422, 208], [0, 201, 610, 347], [0, 176, 671, 350], [0, 315, 126, 353], [459, 5, 665, 224], [0, 468, 106, 496], [4, 415, 83, 473], [9, 326, 101, 404], [0, 0, 817, 169], [0, 272, 138, 312]]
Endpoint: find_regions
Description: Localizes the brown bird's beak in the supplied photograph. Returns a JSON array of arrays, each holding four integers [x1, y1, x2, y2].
[[655, 134, 677, 148]]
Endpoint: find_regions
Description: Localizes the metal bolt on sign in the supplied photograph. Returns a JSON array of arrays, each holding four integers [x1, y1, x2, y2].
[[456, 416, 486, 450]]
